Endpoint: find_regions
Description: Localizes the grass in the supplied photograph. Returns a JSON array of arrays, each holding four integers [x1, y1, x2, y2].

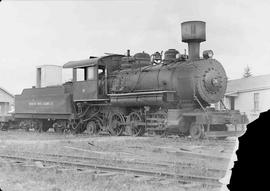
[[0, 131, 234, 191]]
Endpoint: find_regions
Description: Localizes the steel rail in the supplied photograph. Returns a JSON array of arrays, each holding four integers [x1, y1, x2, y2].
[[1, 151, 226, 175], [0, 154, 222, 186]]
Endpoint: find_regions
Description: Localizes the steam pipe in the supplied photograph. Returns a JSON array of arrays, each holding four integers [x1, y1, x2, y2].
[[188, 42, 200, 60]]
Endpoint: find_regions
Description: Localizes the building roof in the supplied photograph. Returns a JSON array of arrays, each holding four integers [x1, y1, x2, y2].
[[226, 74, 270, 95], [0, 87, 14, 98]]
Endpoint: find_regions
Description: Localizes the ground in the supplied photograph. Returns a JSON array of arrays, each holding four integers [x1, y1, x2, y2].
[[0, 130, 237, 191]]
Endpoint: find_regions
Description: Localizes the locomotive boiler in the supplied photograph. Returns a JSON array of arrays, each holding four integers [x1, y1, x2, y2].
[[109, 52, 227, 107], [9, 21, 247, 139]]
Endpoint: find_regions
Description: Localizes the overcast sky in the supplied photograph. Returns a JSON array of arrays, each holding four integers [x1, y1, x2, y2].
[[1, 0, 270, 94]]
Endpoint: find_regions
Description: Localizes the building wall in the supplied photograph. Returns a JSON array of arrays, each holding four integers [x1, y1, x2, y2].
[[225, 88, 270, 122], [0, 88, 14, 115]]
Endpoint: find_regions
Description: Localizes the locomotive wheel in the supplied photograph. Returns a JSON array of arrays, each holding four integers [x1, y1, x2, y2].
[[129, 112, 145, 137], [189, 122, 204, 139], [34, 120, 44, 133], [108, 112, 125, 136], [53, 120, 66, 133], [19, 120, 31, 131], [85, 121, 98, 135]]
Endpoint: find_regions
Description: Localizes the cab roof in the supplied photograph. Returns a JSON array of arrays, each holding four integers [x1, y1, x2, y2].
[[63, 54, 124, 69]]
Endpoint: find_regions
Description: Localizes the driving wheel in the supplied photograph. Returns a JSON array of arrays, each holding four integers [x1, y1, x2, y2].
[[108, 112, 125, 136], [129, 112, 145, 137], [189, 122, 204, 139]]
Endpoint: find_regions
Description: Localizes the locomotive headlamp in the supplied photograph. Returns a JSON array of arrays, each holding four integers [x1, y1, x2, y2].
[[203, 50, 214, 59]]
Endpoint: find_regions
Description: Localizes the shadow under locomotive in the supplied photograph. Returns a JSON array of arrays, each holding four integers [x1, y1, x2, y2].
[[1, 21, 248, 139]]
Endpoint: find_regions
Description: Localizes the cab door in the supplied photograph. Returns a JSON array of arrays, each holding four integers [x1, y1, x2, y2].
[[97, 65, 107, 99]]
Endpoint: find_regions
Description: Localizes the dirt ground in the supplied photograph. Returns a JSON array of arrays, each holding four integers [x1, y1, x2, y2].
[[0, 130, 237, 191]]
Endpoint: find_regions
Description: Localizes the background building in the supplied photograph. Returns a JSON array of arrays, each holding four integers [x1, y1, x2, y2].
[[0, 87, 14, 116], [217, 74, 270, 122]]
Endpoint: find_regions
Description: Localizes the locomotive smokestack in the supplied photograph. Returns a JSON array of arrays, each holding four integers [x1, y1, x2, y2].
[[181, 21, 206, 60]]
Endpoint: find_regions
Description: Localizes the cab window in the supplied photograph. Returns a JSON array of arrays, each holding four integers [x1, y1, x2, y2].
[[76, 68, 85, 81], [87, 67, 95, 80]]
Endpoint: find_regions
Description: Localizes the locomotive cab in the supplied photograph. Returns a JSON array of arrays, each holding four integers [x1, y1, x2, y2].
[[64, 59, 106, 101], [63, 54, 124, 102]]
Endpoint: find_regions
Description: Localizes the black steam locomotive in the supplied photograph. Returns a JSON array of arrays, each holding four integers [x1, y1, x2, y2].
[[3, 21, 247, 139]]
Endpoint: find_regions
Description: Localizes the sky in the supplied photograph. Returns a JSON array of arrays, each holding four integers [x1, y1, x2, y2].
[[1, 0, 270, 94]]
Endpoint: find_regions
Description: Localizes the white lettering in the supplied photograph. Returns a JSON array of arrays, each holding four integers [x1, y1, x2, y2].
[[28, 101, 54, 106]]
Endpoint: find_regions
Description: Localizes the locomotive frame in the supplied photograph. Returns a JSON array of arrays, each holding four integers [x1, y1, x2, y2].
[[6, 52, 247, 139]]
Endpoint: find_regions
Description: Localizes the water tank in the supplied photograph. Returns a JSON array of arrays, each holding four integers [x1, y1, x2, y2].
[[36, 65, 62, 88], [181, 21, 206, 42], [181, 21, 206, 60]]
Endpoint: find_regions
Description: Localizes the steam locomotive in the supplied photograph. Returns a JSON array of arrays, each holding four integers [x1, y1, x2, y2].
[[2, 21, 248, 139]]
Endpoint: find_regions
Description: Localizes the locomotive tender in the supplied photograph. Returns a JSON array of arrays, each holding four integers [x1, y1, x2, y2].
[[10, 21, 247, 139]]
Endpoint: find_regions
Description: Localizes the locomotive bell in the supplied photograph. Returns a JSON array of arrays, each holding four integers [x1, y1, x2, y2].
[[181, 21, 206, 60]]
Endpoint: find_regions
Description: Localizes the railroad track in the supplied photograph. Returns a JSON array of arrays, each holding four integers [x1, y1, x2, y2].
[[0, 153, 222, 186], [1, 151, 226, 175]]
